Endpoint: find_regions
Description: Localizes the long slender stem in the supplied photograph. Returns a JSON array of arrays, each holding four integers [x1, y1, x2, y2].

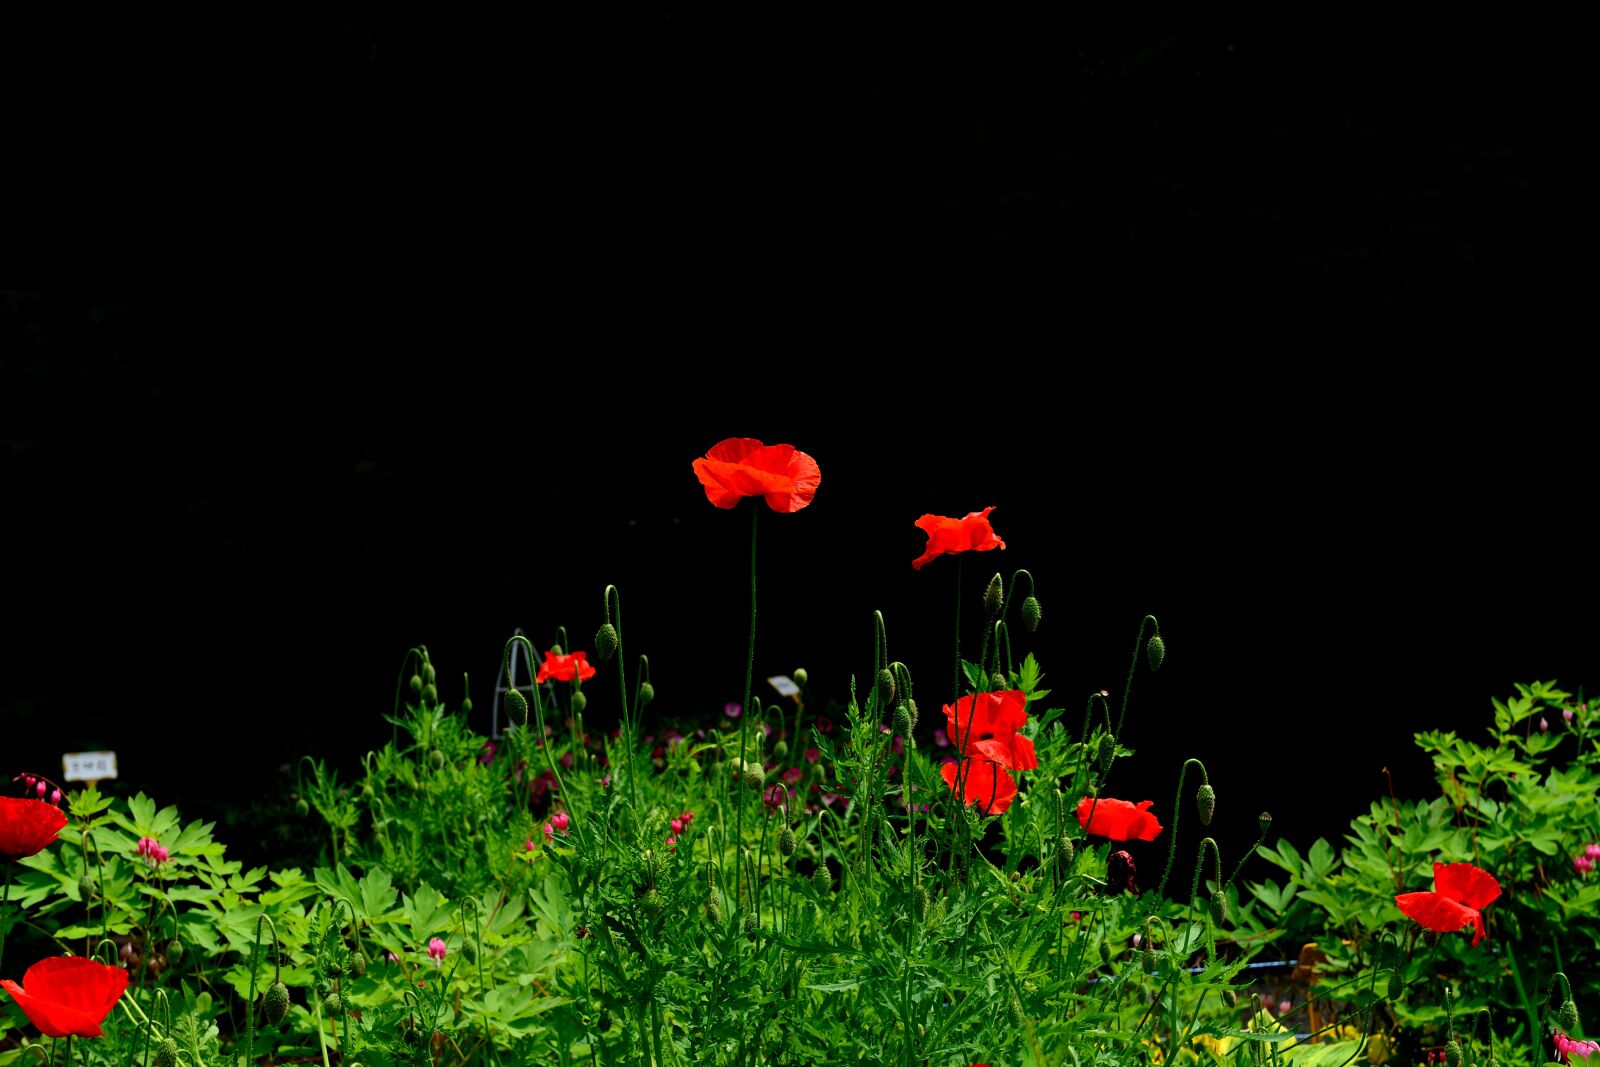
[[735, 504, 759, 914]]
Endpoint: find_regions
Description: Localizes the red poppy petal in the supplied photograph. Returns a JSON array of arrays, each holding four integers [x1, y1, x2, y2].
[[1432, 862, 1501, 911], [766, 448, 820, 513], [0, 797, 68, 861], [2, 958, 128, 1038], [1395, 891, 1481, 943]]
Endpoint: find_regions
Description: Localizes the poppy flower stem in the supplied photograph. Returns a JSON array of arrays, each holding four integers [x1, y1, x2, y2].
[[504, 635, 569, 807], [243, 913, 283, 1067], [1155, 758, 1210, 901], [1116, 615, 1161, 739], [734, 504, 760, 909]]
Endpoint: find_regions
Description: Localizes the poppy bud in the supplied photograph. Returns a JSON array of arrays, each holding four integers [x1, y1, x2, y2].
[[1022, 595, 1042, 632], [422, 683, 438, 706], [904, 697, 919, 731], [792, 667, 808, 688], [462, 696, 473, 714], [639, 682, 655, 707], [893, 703, 913, 741], [347, 950, 367, 978], [504, 688, 529, 725], [743, 911, 760, 941], [742, 763, 765, 793], [1210, 893, 1230, 925], [264, 980, 291, 1025], [990, 672, 1007, 692], [773, 739, 788, 759], [1008, 995, 1026, 1028], [1224, 989, 1238, 1008], [778, 827, 797, 856], [422, 662, 437, 686], [1559, 999, 1581, 1032], [78, 874, 95, 901], [571, 690, 587, 715], [813, 865, 832, 895], [1445, 1040, 1462, 1067], [324, 992, 344, 1017], [984, 573, 1004, 617], [915, 883, 932, 921], [167, 937, 185, 964], [156, 1037, 180, 1067], [644, 889, 664, 917], [706, 887, 724, 924], [409, 673, 423, 695], [1146, 633, 1165, 672], [595, 623, 619, 661], [1197, 784, 1216, 826], [1387, 970, 1404, 1000], [429, 749, 445, 769], [1258, 812, 1273, 836], [875, 668, 896, 709], [1058, 834, 1075, 871], [1098, 735, 1116, 774]]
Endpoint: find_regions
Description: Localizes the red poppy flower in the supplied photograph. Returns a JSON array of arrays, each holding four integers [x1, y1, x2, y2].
[[1394, 861, 1501, 947], [942, 690, 1037, 771], [536, 650, 596, 684], [0, 796, 68, 861], [1, 956, 128, 1038], [692, 438, 821, 513], [940, 759, 1017, 815], [1076, 796, 1163, 842], [911, 507, 1005, 571]]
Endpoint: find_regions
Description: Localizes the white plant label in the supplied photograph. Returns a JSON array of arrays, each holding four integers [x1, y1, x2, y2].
[[62, 751, 118, 782]]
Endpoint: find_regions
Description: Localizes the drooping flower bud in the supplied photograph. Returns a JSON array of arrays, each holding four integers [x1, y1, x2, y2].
[[773, 739, 788, 759], [294, 798, 310, 818], [1258, 811, 1273, 837], [1097, 734, 1116, 774], [643, 889, 664, 917], [792, 667, 808, 688], [409, 673, 423, 695], [462, 696, 473, 714], [323, 992, 344, 1017], [504, 687, 529, 725], [422, 662, 437, 686], [743, 911, 760, 941], [778, 827, 797, 856], [1197, 784, 1216, 826], [571, 691, 588, 715], [893, 703, 913, 741], [263, 980, 291, 1025], [1210, 892, 1230, 925], [1387, 970, 1405, 1000], [347, 950, 367, 978], [1445, 1039, 1462, 1067], [156, 1037, 180, 1067], [1146, 633, 1165, 672], [812, 864, 832, 895], [1058, 834, 1075, 872], [638, 682, 655, 707], [706, 887, 723, 924], [875, 668, 896, 709], [422, 683, 438, 706], [984, 573, 1004, 618], [595, 623, 619, 661], [742, 762, 765, 793], [1021, 595, 1042, 632], [1559, 998, 1581, 1032]]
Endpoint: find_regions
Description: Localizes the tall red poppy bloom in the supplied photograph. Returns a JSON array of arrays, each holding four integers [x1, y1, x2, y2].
[[943, 690, 1037, 771], [911, 507, 1005, 571], [1, 956, 129, 1038], [940, 759, 1017, 815], [1076, 796, 1163, 842], [536, 650, 596, 684], [0, 797, 68, 861], [1394, 861, 1501, 947], [692, 438, 821, 513]]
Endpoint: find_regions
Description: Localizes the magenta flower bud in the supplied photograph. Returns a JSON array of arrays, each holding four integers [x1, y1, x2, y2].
[[35, 780, 46, 798], [724, 702, 742, 719], [1564, 707, 1576, 723], [1587, 843, 1600, 860], [525, 839, 535, 851], [427, 937, 447, 966], [551, 811, 570, 832], [49, 788, 61, 805], [670, 818, 684, 835], [1540, 717, 1549, 733]]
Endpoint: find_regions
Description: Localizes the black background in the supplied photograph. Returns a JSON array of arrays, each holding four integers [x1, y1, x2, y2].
[[4, 5, 1596, 877]]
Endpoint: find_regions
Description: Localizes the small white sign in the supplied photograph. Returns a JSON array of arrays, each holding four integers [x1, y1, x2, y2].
[[766, 675, 800, 697], [63, 751, 117, 782]]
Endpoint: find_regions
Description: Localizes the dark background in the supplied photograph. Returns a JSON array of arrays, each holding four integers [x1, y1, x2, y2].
[[4, 6, 1595, 876]]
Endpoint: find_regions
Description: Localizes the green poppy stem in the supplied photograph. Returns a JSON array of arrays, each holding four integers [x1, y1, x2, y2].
[[734, 503, 759, 913]]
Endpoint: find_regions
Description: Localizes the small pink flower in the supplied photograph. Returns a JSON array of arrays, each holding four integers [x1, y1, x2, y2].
[[35, 780, 46, 798], [803, 747, 820, 764], [665, 835, 677, 850], [550, 811, 570, 833], [781, 767, 802, 786], [815, 715, 833, 734], [598, 774, 612, 788], [1564, 707, 1576, 724], [1587, 843, 1600, 860], [427, 937, 447, 966], [49, 788, 61, 805], [1540, 717, 1550, 733], [680, 810, 694, 824], [670, 818, 684, 835], [724, 702, 742, 719], [934, 728, 950, 748], [525, 839, 536, 851], [560, 752, 575, 769], [1277, 999, 1293, 1017]]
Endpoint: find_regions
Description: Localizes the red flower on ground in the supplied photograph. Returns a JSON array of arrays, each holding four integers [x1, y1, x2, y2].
[[940, 758, 1017, 815], [0, 796, 68, 861], [911, 507, 1005, 571], [536, 650, 596, 684], [1394, 861, 1501, 947], [942, 690, 1037, 771], [1076, 796, 1164, 842], [0, 956, 128, 1038], [692, 438, 821, 513]]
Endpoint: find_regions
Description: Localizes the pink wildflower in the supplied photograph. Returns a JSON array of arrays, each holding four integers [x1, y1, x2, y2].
[[804, 747, 820, 764], [427, 937, 447, 966]]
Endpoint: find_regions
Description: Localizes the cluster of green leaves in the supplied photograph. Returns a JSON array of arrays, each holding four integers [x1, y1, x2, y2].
[[1236, 680, 1600, 1067]]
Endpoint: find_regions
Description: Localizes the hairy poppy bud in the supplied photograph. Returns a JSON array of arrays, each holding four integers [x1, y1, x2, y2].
[[744, 762, 766, 793], [915, 883, 932, 921], [462, 696, 473, 714], [595, 623, 619, 661], [166, 938, 185, 965], [778, 827, 797, 856], [1008, 995, 1026, 1028], [893, 703, 913, 741], [409, 673, 423, 695], [78, 875, 95, 901], [421, 662, 436, 686], [1258, 811, 1273, 837], [1224, 989, 1238, 1008], [504, 688, 529, 725], [429, 749, 445, 769], [792, 667, 808, 688], [156, 1037, 180, 1067], [1097, 735, 1116, 774], [984, 573, 1004, 617], [1210, 893, 1230, 925], [1445, 1039, 1462, 1067], [1058, 834, 1075, 872], [324, 992, 344, 1017], [639, 682, 655, 707], [812, 865, 831, 896], [773, 739, 788, 759], [743, 911, 760, 941], [422, 683, 438, 705], [571, 691, 587, 715], [904, 697, 919, 731], [1197, 784, 1216, 826], [707, 887, 724, 924], [264, 981, 291, 1026], [1021, 595, 1042, 632], [1146, 633, 1165, 672], [875, 668, 896, 709], [1559, 999, 1581, 1032], [1387, 970, 1404, 1000], [990, 672, 1007, 692]]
